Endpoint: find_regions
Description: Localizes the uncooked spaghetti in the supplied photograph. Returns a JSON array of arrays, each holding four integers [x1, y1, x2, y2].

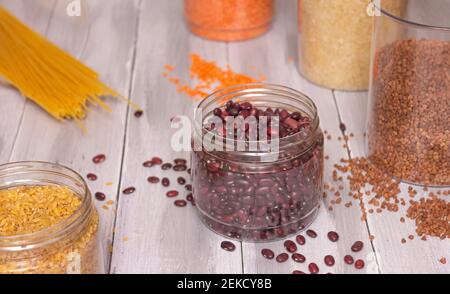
[[0, 6, 130, 123]]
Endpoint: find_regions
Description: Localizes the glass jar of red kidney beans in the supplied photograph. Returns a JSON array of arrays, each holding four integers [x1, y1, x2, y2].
[[191, 84, 324, 242]]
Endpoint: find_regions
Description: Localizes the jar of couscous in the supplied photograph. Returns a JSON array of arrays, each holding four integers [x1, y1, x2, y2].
[[0, 162, 103, 274]]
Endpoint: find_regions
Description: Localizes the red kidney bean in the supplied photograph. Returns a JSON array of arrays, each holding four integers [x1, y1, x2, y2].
[[284, 240, 297, 253], [344, 255, 355, 265], [187, 168, 191, 174], [174, 159, 187, 165], [308, 263, 319, 274], [147, 176, 160, 184], [355, 259, 365, 270], [173, 165, 187, 172], [151, 157, 163, 165], [185, 184, 192, 191], [174, 200, 187, 207], [186, 193, 194, 202], [276, 253, 289, 263], [339, 123, 347, 133], [87, 173, 98, 181], [296, 235, 306, 246], [292, 253, 306, 263], [162, 178, 170, 187], [220, 241, 236, 252], [306, 230, 318, 238], [327, 231, 339, 242], [162, 163, 173, 170], [177, 177, 186, 185], [134, 110, 144, 118], [92, 154, 106, 164], [143, 161, 154, 168], [166, 191, 179, 198], [95, 192, 106, 201], [324, 255, 335, 267], [292, 270, 306, 275], [261, 249, 275, 260], [351, 241, 364, 253], [123, 187, 136, 195]]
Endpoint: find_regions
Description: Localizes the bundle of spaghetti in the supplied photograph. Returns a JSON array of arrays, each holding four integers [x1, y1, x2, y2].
[[0, 6, 129, 122]]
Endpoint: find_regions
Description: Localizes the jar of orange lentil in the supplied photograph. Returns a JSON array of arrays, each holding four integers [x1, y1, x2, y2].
[[185, 0, 274, 41], [0, 162, 103, 274]]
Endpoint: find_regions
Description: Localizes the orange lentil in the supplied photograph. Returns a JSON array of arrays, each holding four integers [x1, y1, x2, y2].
[[164, 54, 263, 101], [184, 0, 274, 41]]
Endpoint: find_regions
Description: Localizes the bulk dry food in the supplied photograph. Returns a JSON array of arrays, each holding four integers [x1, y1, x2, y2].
[[368, 39, 450, 186], [192, 88, 324, 242], [298, 0, 405, 90], [0, 186, 99, 274], [164, 54, 263, 101], [185, 0, 273, 41]]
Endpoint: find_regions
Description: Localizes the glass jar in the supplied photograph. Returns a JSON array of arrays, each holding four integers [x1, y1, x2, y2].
[[0, 162, 103, 274], [298, 0, 406, 91], [185, 0, 274, 42], [192, 84, 324, 242], [367, 0, 450, 187]]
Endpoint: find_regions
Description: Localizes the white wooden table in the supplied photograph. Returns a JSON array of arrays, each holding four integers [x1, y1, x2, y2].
[[0, 0, 448, 274]]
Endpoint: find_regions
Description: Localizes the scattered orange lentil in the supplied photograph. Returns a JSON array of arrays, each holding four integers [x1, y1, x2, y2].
[[184, 0, 274, 41], [164, 54, 263, 101]]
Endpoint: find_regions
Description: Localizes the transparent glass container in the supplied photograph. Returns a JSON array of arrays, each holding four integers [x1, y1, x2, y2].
[[185, 0, 274, 42], [367, 0, 450, 187], [298, 0, 407, 91], [0, 162, 103, 274], [192, 84, 324, 242]]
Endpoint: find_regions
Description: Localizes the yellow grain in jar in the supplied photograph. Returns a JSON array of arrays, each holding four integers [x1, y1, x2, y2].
[[0, 162, 102, 274], [298, 0, 406, 91]]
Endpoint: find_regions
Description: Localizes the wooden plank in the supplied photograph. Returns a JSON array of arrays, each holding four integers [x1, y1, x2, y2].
[[0, 0, 56, 162], [110, 0, 244, 274], [6, 0, 140, 273], [335, 91, 450, 274], [227, 0, 377, 274]]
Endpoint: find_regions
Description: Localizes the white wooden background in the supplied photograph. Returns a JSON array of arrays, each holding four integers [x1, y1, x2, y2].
[[0, 0, 448, 274]]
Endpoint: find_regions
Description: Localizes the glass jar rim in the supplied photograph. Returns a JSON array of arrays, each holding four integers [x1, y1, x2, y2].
[[374, 0, 450, 31], [0, 161, 93, 251]]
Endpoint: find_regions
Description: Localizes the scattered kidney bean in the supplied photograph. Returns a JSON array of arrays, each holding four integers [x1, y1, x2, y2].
[[162, 178, 170, 187], [344, 255, 355, 265], [306, 230, 318, 238], [87, 173, 98, 181], [143, 161, 154, 168], [324, 255, 335, 267], [166, 191, 179, 198], [284, 240, 297, 253], [162, 163, 173, 170], [186, 193, 194, 202], [292, 253, 306, 263], [355, 259, 365, 270], [351, 241, 364, 253], [308, 263, 319, 274], [177, 177, 186, 185], [174, 200, 188, 207], [174, 159, 187, 165], [134, 110, 144, 118], [148, 176, 160, 184], [261, 249, 275, 260], [276, 253, 289, 263], [185, 184, 192, 191], [296, 235, 306, 246], [173, 165, 187, 172], [95, 192, 106, 201], [92, 154, 106, 164], [123, 187, 136, 195], [220, 241, 236, 252], [292, 270, 306, 275], [152, 157, 163, 165], [327, 231, 339, 242]]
